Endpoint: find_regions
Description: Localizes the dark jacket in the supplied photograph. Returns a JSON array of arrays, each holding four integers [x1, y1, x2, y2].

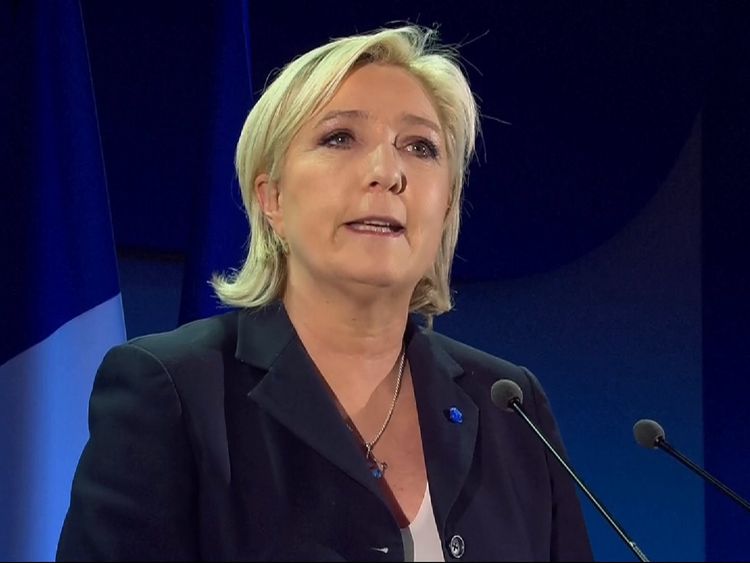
[[57, 302, 592, 561]]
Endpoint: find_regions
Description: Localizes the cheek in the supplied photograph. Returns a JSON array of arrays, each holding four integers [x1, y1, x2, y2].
[[409, 184, 451, 250], [281, 166, 343, 240], [422, 182, 451, 228]]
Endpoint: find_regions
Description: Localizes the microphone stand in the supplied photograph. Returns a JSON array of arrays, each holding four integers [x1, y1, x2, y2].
[[656, 438, 750, 513], [510, 400, 650, 563]]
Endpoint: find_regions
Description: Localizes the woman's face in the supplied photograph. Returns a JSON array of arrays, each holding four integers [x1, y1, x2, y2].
[[257, 63, 451, 299]]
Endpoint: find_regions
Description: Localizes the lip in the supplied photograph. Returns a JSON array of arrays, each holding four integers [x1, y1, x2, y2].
[[344, 215, 406, 237], [344, 215, 405, 229]]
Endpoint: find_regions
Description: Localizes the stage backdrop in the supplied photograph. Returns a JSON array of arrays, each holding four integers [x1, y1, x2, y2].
[[4, 1, 749, 561]]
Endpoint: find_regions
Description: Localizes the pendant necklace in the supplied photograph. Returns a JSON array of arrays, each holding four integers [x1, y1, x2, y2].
[[349, 345, 406, 479]]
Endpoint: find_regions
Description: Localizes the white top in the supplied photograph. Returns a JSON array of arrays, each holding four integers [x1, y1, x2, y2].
[[400, 483, 445, 562]]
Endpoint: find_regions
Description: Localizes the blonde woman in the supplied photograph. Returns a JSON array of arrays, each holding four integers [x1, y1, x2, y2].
[[58, 25, 591, 562]]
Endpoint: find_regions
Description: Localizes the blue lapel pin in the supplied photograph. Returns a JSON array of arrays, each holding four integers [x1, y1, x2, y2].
[[446, 406, 463, 424]]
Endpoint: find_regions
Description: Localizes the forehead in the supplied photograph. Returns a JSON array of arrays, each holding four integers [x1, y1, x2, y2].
[[315, 63, 441, 124]]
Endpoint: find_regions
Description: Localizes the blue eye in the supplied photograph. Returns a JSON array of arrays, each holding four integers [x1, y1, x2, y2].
[[407, 139, 440, 160], [321, 131, 354, 148]]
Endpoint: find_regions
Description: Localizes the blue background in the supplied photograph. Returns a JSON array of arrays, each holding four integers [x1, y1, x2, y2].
[[53, 1, 750, 560]]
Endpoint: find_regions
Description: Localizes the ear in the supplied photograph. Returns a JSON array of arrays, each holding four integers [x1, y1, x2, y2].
[[255, 173, 285, 238]]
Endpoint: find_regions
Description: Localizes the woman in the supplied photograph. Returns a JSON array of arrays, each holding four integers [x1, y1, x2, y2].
[[57, 25, 592, 561]]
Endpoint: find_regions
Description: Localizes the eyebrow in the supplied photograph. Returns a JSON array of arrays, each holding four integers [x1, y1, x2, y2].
[[314, 109, 443, 136], [314, 110, 369, 129], [399, 113, 443, 136]]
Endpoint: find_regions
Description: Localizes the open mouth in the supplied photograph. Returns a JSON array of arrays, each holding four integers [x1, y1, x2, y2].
[[345, 218, 405, 236]]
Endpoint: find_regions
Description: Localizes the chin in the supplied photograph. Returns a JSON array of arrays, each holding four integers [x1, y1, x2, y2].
[[338, 267, 413, 293]]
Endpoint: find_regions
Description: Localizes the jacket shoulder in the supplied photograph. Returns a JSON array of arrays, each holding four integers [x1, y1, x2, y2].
[[422, 329, 550, 410], [125, 310, 240, 367], [426, 330, 529, 381]]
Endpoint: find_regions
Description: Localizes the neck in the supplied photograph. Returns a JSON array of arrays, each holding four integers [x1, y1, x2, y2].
[[282, 271, 412, 412], [283, 274, 411, 360]]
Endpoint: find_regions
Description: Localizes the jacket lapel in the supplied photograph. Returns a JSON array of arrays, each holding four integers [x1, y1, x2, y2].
[[234, 303, 480, 527], [235, 303, 385, 500], [406, 325, 479, 534]]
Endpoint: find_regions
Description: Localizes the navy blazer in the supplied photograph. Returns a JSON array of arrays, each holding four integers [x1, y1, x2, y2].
[[57, 302, 592, 561]]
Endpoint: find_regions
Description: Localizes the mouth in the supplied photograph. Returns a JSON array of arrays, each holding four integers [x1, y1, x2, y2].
[[344, 216, 405, 236]]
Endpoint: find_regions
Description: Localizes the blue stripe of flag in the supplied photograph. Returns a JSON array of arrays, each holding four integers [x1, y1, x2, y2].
[[1, 0, 121, 365]]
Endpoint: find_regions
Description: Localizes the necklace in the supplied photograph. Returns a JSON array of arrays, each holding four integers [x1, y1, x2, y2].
[[350, 345, 406, 479]]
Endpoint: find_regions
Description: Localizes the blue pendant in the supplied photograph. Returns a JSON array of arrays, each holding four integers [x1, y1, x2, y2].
[[368, 458, 387, 479]]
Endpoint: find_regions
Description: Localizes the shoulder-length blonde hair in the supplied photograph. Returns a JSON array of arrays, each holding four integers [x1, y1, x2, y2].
[[212, 25, 478, 320]]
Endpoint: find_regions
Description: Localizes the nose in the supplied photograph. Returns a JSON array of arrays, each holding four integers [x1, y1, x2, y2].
[[367, 142, 406, 195]]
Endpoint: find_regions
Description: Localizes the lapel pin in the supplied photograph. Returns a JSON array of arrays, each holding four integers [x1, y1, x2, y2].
[[446, 406, 463, 424]]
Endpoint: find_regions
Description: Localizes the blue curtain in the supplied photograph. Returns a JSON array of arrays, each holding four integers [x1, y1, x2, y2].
[[178, 0, 253, 324], [0, 1, 126, 559]]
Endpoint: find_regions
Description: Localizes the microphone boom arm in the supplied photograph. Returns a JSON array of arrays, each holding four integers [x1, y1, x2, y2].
[[510, 400, 650, 563], [656, 438, 750, 513]]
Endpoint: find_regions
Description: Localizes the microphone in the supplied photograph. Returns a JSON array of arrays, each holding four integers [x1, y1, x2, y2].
[[491, 380, 650, 563], [633, 419, 750, 513]]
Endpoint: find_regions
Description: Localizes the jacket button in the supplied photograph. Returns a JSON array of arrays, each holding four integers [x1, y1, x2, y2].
[[448, 534, 465, 559]]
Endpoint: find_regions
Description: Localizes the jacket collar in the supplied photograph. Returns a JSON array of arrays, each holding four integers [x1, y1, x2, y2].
[[235, 302, 479, 527], [235, 300, 295, 370], [237, 302, 384, 499]]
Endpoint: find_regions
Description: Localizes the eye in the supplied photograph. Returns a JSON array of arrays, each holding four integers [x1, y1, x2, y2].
[[405, 139, 440, 160], [321, 130, 354, 148]]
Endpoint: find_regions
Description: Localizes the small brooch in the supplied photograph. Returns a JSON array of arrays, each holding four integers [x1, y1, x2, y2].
[[446, 406, 463, 424]]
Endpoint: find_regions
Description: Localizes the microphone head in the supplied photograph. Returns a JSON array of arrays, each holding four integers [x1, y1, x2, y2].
[[633, 418, 665, 449], [490, 379, 524, 412]]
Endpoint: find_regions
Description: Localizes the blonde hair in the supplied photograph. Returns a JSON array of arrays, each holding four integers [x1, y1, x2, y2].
[[212, 24, 478, 320]]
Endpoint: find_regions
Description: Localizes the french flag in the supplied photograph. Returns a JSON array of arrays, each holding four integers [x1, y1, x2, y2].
[[0, 1, 126, 560]]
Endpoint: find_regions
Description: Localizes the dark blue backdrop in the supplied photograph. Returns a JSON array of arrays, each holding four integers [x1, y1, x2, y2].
[[59, 1, 750, 560]]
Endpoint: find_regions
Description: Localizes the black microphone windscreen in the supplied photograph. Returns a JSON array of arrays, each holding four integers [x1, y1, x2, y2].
[[490, 379, 524, 411], [633, 419, 665, 449]]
